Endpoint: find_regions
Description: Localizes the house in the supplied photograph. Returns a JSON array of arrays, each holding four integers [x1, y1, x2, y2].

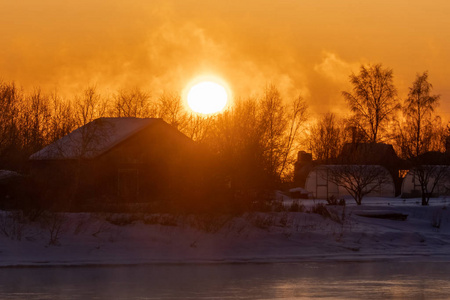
[[29, 117, 212, 211]]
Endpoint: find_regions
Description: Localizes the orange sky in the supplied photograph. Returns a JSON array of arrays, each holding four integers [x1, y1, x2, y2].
[[1, 0, 449, 118]]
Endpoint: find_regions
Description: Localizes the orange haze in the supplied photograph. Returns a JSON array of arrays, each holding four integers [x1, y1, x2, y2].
[[1, 0, 449, 118]]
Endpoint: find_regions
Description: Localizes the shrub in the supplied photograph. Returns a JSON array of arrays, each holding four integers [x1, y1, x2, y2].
[[0, 210, 26, 240], [327, 195, 346, 206], [272, 200, 285, 212], [310, 203, 331, 219], [247, 213, 276, 230], [187, 214, 233, 233], [105, 213, 139, 226], [289, 200, 305, 212], [39, 211, 66, 245], [251, 200, 272, 212], [142, 214, 178, 226]]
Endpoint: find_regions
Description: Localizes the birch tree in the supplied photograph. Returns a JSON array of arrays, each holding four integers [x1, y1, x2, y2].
[[400, 72, 441, 158], [342, 64, 400, 143]]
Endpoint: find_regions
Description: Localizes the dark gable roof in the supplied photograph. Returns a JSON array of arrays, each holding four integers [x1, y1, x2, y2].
[[413, 151, 450, 165], [336, 143, 403, 166], [30, 117, 167, 160]]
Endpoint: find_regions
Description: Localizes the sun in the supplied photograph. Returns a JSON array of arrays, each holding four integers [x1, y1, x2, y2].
[[186, 81, 228, 114]]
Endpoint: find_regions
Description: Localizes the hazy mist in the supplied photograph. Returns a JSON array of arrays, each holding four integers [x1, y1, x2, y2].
[[1, 0, 449, 117]]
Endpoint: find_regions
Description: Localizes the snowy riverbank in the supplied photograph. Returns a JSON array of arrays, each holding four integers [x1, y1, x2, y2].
[[2, 197, 450, 267]]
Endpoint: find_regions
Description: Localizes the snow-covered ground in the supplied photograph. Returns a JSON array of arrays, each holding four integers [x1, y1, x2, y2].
[[1, 196, 450, 267]]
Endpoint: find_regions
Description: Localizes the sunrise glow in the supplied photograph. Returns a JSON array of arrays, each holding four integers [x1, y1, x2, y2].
[[187, 81, 228, 114]]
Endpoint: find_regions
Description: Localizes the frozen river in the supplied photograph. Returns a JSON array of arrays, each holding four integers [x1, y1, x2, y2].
[[1, 261, 450, 299]]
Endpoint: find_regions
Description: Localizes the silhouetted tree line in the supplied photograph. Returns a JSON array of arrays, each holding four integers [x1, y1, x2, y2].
[[308, 64, 449, 206], [0, 81, 308, 211], [307, 64, 447, 162], [0, 63, 448, 210]]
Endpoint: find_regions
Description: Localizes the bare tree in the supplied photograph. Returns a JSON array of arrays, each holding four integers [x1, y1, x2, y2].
[[259, 85, 308, 182], [342, 64, 400, 143], [395, 119, 443, 160], [277, 95, 308, 180], [205, 98, 264, 191], [327, 165, 391, 205], [48, 91, 76, 143], [309, 113, 346, 161], [183, 114, 215, 143], [19, 88, 51, 154], [259, 85, 286, 182], [43, 87, 109, 209], [111, 87, 154, 118], [393, 72, 447, 205], [156, 92, 187, 130], [74, 86, 108, 127], [70, 87, 110, 156], [397, 72, 441, 158], [202, 85, 308, 207], [0, 81, 22, 168], [409, 163, 450, 206]]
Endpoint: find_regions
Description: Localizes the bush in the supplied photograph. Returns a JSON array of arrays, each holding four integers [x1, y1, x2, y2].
[[187, 214, 233, 233], [289, 200, 305, 212], [39, 211, 66, 245], [327, 195, 346, 206], [105, 213, 139, 226], [272, 200, 285, 212], [250, 200, 272, 212], [143, 214, 178, 226], [0, 210, 26, 240], [247, 213, 276, 230], [310, 203, 331, 219]]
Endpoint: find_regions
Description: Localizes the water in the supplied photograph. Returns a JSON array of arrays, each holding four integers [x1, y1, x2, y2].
[[1, 262, 450, 299]]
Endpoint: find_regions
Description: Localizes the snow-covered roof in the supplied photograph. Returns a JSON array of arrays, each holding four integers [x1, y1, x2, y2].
[[289, 187, 309, 194], [30, 118, 162, 160], [312, 164, 389, 170], [0, 170, 21, 180]]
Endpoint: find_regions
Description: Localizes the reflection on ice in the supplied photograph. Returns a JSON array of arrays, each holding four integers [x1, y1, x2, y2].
[[1, 262, 450, 299]]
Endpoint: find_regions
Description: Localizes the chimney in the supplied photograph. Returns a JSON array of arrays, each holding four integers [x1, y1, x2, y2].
[[294, 151, 313, 187], [297, 151, 312, 163]]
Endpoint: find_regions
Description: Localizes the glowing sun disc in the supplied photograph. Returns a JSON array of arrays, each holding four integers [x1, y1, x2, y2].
[[187, 81, 228, 114]]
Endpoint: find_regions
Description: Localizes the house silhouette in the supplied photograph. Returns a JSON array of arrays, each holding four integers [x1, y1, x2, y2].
[[29, 117, 211, 212]]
